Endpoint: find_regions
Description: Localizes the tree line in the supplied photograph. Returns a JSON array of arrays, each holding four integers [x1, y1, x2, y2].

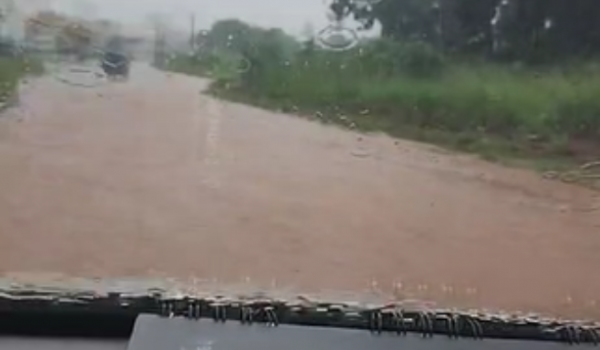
[[330, 0, 600, 63]]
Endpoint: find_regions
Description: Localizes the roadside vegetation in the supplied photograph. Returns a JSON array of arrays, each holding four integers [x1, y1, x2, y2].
[[0, 51, 45, 107], [165, 1, 600, 180]]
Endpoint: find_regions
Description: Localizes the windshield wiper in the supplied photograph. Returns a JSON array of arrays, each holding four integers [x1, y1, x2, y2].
[[0, 278, 597, 345]]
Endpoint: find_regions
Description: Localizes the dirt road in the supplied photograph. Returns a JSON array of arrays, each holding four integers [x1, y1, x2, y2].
[[1, 63, 599, 318]]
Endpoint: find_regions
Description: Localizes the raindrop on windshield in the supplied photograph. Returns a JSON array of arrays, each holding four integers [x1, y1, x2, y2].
[[316, 25, 359, 51]]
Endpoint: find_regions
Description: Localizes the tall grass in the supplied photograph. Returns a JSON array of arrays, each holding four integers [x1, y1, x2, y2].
[[171, 39, 600, 162]]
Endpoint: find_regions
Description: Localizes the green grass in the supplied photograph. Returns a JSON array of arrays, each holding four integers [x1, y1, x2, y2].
[[0, 56, 45, 105], [165, 45, 600, 172], [165, 53, 240, 81]]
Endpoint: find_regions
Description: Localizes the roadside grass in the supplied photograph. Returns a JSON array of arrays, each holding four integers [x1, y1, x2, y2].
[[165, 53, 239, 81], [0, 56, 45, 105], [208, 81, 576, 168], [164, 55, 210, 76], [166, 47, 600, 180]]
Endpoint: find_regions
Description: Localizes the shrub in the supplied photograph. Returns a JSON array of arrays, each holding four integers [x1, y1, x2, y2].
[[398, 41, 446, 78]]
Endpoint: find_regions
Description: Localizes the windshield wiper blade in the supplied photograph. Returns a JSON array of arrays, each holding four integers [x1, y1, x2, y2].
[[0, 277, 596, 345]]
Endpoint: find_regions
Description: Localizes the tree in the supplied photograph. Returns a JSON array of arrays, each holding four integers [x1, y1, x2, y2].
[[329, 0, 440, 41], [329, 0, 600, 61], [206, 19, 254, 53]]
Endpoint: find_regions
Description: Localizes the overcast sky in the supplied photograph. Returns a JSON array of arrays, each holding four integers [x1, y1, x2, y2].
[[45, 0, 334, 36]]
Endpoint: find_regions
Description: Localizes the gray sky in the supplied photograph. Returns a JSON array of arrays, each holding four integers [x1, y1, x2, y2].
[[47, 0, 333, 36]]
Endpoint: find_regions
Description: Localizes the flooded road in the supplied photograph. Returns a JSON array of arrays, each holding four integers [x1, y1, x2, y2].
[[1, 63, 599, 318]]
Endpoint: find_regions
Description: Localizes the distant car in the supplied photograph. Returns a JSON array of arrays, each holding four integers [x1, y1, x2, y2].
[[100, 51, 130, 80]]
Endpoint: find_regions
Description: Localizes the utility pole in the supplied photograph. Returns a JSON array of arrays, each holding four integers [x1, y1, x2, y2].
[[152, 17, 166, 68], [189, 13, 196, 52]]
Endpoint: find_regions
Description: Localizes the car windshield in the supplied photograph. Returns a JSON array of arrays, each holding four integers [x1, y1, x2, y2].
[[0, 0, 599, 329]]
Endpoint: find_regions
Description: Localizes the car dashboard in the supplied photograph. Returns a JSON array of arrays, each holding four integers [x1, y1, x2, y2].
[[0, 278, 594, 349], [0, 312, 583, 350]]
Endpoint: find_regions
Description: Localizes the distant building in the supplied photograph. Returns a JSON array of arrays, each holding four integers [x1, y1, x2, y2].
[[23, 11, 64, 52], [23, 10, 97, 53]]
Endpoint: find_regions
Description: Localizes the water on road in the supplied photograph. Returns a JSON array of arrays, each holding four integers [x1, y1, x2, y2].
[[1, 63, 599, 318]]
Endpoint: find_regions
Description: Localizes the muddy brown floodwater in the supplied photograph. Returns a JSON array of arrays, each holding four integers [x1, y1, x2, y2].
[[1, 63, 600, 319]]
